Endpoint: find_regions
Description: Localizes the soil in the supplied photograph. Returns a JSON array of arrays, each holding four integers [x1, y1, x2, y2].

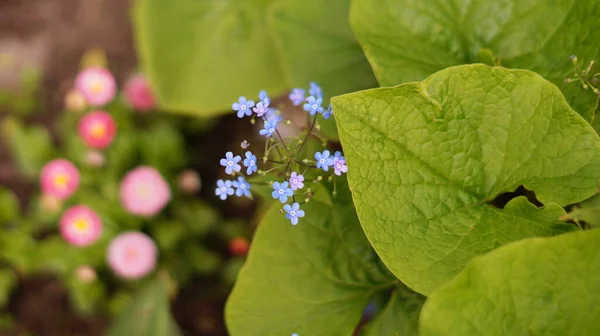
[[0, 0, 234, 335]]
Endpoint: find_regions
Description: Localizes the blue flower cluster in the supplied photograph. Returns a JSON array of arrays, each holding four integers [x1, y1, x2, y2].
[[215, 83, 347, 226]]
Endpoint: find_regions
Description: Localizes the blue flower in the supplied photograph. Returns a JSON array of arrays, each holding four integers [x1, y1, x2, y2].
[[309, 82, 322, 98], [284, 203, 305, 225], [252, 101, 270, 117], [215, 180, 234, 200], [289, 88, 305, 106], [232, 176, 251, 197], [232, 96, 255, 118], [333, 151, 344, 160], [271, 181, 293, 203], [315, 150, 333, 171], [323, 103, 333, 120], [266, 109, 282, 123], [289, 172, 304, 190], [303, 96, 325, 116], [332, 157, 348, 176], [220, 151, 242, 175], [259, 119, 279, 138], [259, 90, 271, 105], [243, 151, 257, 175]]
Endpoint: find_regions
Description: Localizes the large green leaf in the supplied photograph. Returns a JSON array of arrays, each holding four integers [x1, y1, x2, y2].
[[363, 285, 425, 336], [332, 65, 600, 295], [226, 183, 395, 335], [350, 0, 600, 121], [134, 0, 287, 116], [107, 274, 182, 336], [269, 0, 378, 138], [420, 229, 600, 335]]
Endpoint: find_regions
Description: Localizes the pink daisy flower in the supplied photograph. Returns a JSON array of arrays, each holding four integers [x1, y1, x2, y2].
[[120, 167, 171, 217], [78, 111, 117, 149], [40, 159, 80, 200], [59, 205, 103, 247], [124, 74, 156, 111], [107, 232, 157, 279], [74, 67, 116, 106]]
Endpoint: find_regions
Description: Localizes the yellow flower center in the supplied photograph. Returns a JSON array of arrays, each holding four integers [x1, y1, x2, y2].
[[90, 121, 106, 138], [135, 184, 152, 199], [73, 218, 90, 232], [53, 173, 69, 188], [90, 80, 105, 94]]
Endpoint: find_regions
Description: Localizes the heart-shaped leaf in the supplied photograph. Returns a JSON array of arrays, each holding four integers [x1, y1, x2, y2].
[[420, 229, 600, 335], [350, 0, 600, 121], [226, 183, 395, 335], [332, 64, 600, 294]]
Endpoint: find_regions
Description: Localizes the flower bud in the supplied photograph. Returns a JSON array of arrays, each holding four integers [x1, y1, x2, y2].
[[64, 90, 87, 112], [84, 150, 105, 167], [75, 265, 97, 283], [40, 193, 62, 214], [229, 237, 250, 256], [178, 170, 201, 194]]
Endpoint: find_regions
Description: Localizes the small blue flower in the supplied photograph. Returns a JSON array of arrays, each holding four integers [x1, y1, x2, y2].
[[284, 203, 305, 225], [220, 151, 242, 175], [259, 119, 279, 138], [289, 88, 305, 106], [252, 101, 270, 117], [243, 151, 257, 175], [266, 109, 282, 123], [333, 151, 344, 160], [291, 334, 299, 336], [309, 82, 322, 98], [323, 103, 333, 120], [232, 96, 255, 118], [232, 176, 251, 197], [289, 172, 304, 190], [332, 157, 348, 176], [259, 90, 271, 105], [271, 181, 294, 203], [315, 150, 333, 171], [303, 96, 325, 116], [215, 180, 234, 200]]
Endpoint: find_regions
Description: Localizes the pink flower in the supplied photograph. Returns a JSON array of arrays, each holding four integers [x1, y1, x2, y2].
[[59, 205, 103, 247], [74, 67, 116, 106], [84, 150, 105, 167], [40, 159, 80, 200], [78, 111, 117, 149], [107, 232, 157, 279], [124, 74, 156, 111], [120, 167, 170, 217]]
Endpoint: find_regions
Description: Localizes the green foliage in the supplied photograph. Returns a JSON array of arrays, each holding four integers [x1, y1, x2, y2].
[[1, 117, 55, 178], [363, 285, 425, 336], [420, 229, 600, 335], [0, 188, 19, 224], [0, 269, 16, 308], [134, 0, 287, 115], [107, 274, 182, 336], [563, 191, 600, 228], [332, 65, 600, 295], [226, 183, 395, 335], [350, 0, 600, 121]]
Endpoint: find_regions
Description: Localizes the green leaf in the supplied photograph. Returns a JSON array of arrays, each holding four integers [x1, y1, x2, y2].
[[269, 0, 378, 138], [226, 183, 395, 335], [1, 117, 55, 178], [350, 0, 600, 121], [332, 65, 600, 295], [562, 193, 600, 228], [363, 285, 425, 336], [0, 269, 16, 308], [134, 0, 287, 116], [0, 187, 19, 224], [420, 229, 600, 336], [107, 274, 182, 336]]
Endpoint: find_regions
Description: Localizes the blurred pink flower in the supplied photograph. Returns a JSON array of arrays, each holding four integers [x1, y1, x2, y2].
[[74, 67, 116, 106], [78, 111, 117, 149], [64, 90, 87, 112], [59, 205, 103, 247], [40, 159, 80, 200], [177, 169, 201, 194], [120, 167, 170, 216], [124, 74, 156, 111], [107, 232, 157, 279]]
